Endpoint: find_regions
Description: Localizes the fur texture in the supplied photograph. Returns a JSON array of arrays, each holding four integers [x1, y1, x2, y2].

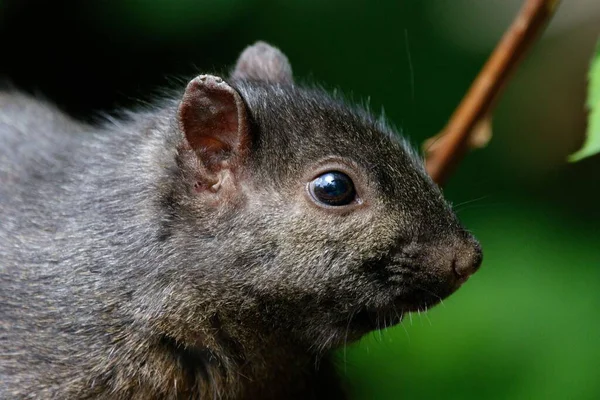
[[0, 42, 481, 399]]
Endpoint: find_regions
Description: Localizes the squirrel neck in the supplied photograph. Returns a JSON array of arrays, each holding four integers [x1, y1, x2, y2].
[[120, 313, 341, 399]]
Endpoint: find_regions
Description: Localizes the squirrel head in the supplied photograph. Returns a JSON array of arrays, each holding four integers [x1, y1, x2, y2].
[[165, 41, 482, 351]]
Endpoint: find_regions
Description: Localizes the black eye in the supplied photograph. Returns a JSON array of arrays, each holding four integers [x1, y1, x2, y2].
[[309, 171, 357, 206]]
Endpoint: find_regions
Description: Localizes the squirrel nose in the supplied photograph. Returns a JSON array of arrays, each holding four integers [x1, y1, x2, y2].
[[453, 239, 483, 280]]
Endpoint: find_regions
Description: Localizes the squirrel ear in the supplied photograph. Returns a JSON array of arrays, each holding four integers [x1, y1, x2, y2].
[[178, 75, 250, 171], [231, 41, 293, 84]]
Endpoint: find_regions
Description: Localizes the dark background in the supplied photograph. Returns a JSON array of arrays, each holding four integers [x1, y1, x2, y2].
[[2, 1, 599, 398]]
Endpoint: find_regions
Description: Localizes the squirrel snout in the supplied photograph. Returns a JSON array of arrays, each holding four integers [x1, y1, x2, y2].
[[452, 238, 483, 281]]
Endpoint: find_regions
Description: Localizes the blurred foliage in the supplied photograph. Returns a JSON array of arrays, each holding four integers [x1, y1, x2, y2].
[[1, 1, 599, 399], [570, 39, 600, 161], [341, 200, 600, 399], [86, 0, 252, 39]]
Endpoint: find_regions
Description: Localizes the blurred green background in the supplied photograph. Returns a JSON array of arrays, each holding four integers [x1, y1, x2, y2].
[[2, 1, 599, 398]]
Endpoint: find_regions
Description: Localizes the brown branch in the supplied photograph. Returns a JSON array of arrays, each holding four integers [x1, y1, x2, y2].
[[424, 0, 561, 186]]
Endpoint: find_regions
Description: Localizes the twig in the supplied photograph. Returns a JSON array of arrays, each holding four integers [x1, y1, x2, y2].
[[424, 0, 561, 186]]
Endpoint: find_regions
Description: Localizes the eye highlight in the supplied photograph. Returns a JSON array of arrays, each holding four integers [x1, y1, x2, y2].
[[308, 171, 357, 206]]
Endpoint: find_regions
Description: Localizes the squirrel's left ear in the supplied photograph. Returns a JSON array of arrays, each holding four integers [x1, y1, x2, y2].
[[178, 74, 250, 175], [231, 41, 293, 84]]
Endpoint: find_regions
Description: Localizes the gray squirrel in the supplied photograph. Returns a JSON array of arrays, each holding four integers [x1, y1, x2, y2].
[[0, 42, 482, 399]]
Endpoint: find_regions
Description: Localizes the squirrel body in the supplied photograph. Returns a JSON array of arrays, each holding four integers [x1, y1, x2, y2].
[[0, 42, 482, 399]]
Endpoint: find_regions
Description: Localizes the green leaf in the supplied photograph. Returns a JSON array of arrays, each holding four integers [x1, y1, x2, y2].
[[569, 39, 600, 162]]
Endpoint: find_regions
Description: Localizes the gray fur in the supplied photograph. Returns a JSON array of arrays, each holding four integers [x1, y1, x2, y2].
[[0, 42, 481, 399]]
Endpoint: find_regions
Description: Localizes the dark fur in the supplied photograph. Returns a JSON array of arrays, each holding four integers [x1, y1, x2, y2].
[[0, 42, 481, 399]]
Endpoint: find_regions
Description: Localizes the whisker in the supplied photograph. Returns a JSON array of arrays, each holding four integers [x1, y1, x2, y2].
[[424, 134, 444, 153], [343, 307, 359, 374], [452, 195, 490, 211], [404, 28, 415, 102], [414, 284, 443, 303], [395, 306, 410, 342], [455, 200, 510, 215], [400, 321, 410, 341], [423, 305, 432, 326]]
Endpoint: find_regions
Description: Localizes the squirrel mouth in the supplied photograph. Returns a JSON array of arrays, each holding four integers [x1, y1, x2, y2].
[[347, 293, 445, 335], [350, 307, 405, 332]]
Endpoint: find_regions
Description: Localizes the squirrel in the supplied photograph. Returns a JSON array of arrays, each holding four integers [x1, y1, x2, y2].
[[0, 41, 482, 399]]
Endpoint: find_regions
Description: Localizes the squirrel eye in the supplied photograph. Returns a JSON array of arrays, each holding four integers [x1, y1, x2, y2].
[[309, 171, 356, 206]]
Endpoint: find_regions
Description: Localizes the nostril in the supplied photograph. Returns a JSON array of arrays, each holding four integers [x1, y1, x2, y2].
[[453, 241, 483, 278]]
